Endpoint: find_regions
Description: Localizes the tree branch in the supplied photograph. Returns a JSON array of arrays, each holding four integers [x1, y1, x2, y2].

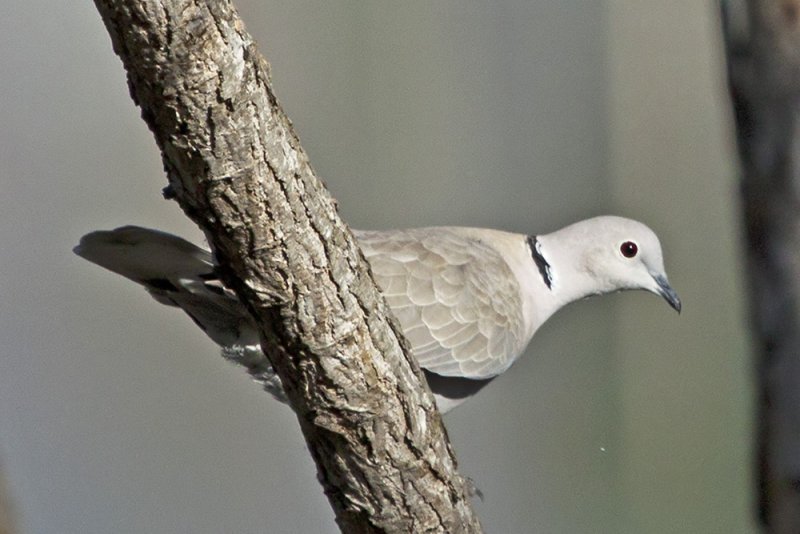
[[723, 1, 800, 531], [92, 1, 482, 532]]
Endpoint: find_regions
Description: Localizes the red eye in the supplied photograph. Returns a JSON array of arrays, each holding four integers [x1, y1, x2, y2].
[[620, 241, 638, 258]]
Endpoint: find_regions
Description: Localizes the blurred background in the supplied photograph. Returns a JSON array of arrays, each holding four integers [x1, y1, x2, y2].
[[0, 1, 755, 533]]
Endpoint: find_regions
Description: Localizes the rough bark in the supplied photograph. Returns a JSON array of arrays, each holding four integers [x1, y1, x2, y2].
[[723, 1, 800, 531], [91, 1, 482, 532]]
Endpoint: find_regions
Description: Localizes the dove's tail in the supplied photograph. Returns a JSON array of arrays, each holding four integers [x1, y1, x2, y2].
[[74, 225, 286, 400], [74, 226, 258, 346]]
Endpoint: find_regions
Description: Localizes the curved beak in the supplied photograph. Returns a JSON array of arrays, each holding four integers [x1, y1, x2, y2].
[[653, 274, 681, 313]]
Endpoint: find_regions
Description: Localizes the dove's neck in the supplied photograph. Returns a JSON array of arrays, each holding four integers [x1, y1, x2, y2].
[[528, 229, 606, 317]]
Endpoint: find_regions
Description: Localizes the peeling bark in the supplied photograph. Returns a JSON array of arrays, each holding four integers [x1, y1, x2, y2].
[[91, 1, 482, 532]]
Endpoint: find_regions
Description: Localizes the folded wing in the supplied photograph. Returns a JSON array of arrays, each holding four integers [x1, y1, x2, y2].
[[356, 228, 525, 380]]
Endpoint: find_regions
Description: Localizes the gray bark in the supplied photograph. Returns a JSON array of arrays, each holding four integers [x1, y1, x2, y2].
[[91, 1, 482, 532], [723, 1, 800, 531]]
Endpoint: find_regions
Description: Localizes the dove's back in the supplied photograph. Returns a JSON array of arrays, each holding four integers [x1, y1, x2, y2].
[[356, 227, 536, 380]]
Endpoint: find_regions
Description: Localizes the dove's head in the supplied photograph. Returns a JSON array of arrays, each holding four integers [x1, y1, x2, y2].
[[538, 216, 681, 312]]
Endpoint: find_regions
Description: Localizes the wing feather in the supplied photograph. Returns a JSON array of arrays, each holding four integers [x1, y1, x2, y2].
[[355, 227, 525, 380]]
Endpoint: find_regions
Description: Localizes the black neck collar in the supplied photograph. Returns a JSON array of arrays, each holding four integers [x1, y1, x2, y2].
[[526, 235, 553, 290]]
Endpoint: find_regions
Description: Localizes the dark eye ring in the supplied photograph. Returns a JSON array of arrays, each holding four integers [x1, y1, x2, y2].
[[620, 241, 638, 258]]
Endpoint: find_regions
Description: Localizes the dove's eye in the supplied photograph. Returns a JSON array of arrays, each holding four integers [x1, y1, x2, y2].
[[620, 241, 638, 258]]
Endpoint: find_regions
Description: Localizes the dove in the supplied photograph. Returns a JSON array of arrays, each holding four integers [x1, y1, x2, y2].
[[74, 216, 680, 412]]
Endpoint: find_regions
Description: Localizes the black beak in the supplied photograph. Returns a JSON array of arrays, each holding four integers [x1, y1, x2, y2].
[[653, 274, 681, 313]]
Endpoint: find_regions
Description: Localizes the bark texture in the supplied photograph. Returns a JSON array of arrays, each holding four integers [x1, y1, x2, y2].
[[92, 1, 482, 532], [723, 1, 800, 531]]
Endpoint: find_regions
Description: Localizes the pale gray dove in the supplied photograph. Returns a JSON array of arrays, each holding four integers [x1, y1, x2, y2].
[[74, 216, 680, 412]]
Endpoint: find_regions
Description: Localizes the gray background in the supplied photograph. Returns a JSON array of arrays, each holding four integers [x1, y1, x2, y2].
[[0, 1, 754, 533]]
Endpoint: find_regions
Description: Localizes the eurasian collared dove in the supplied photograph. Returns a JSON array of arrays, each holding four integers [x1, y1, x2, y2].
[[74, 216, 680, 412]]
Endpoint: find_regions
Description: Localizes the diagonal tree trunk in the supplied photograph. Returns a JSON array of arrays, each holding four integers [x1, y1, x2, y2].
[[723, 1, 800, 531], [91, 1, 482, 532]]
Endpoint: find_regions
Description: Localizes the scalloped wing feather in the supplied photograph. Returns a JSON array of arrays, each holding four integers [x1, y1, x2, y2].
[[355, 228, 525, 380]]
